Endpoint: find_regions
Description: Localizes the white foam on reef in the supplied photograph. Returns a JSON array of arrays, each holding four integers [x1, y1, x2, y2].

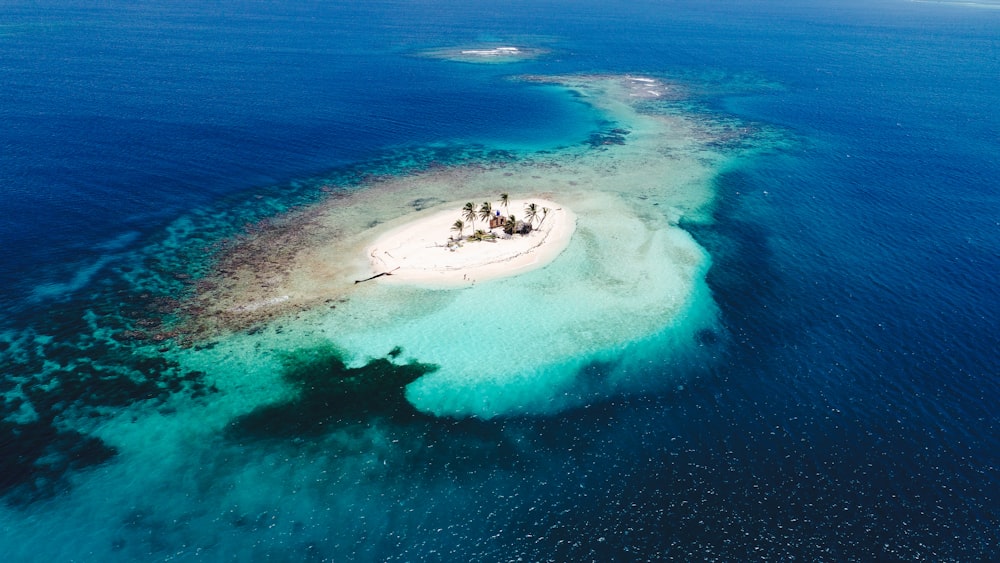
[[460, 46, 521, 56], [419, 44, 548, 64]]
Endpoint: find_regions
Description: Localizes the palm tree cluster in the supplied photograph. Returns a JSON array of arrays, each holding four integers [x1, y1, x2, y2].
[[469, 229, 496, 242], [449, 193, 549, 242]]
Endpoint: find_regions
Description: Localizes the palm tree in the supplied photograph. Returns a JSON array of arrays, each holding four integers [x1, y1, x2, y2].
[[462, 202, 477, 230], [503, 214, 518, 236], [478, 201, 493, 224], [451, 219, 465, 239], [499, 192, 510, 214], [524, 202, 540, 227], [536, 207, 551, 229]]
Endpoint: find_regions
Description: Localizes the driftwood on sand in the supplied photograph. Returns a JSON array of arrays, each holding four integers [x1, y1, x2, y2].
[[355, 267, 400, 284]]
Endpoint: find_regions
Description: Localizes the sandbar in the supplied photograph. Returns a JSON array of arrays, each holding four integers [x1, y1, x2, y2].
[[417, 44, 548, 64], [460, 46, 523, 57], [366, 198, 574, 286]]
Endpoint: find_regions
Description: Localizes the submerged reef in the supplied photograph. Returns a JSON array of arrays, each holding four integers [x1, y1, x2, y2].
[[0, 328, 213, 505], [228, 346, 437, 439], [0, 420, 116, 507], [0, 269, 220, 505]]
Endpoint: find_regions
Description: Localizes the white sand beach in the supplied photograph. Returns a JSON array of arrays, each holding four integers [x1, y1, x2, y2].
[[365, 198, 574, 286]]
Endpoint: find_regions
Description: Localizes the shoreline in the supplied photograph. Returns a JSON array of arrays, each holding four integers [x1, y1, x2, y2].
[[365, 198, 575, 287]]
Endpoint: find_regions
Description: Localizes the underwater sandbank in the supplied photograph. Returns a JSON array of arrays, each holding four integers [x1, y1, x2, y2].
[[366, 198, 574, 287]]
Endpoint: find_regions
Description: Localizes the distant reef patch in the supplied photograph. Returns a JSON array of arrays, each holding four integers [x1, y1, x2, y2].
[[417, 44, 548, 64]]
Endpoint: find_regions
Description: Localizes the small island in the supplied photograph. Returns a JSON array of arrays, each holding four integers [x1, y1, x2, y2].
[[365, 194, 575, 286], [459, 46, 524, 57], [417, 44, 548, 64]]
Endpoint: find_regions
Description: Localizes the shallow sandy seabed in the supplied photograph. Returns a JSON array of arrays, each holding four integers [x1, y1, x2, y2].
[[177, 74, 748, 417]]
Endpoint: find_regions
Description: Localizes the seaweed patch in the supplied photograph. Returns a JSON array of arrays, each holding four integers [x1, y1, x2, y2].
[[227, 345, 438, 440]]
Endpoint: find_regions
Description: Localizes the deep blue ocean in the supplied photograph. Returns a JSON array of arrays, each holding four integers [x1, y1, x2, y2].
[[2, 0, 998, 560]]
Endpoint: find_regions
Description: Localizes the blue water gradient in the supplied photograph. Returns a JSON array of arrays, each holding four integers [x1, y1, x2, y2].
[[1, 0, 998, 559]]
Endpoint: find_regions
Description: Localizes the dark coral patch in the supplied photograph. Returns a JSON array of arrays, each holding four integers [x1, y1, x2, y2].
[[585, 127, 630, 147], [228, 346, 438, 440], [1, 332, 214, 505], [0, 419, 117, 506]]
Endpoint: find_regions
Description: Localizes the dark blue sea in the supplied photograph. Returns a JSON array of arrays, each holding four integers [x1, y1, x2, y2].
[[2, 0, 998, 560]]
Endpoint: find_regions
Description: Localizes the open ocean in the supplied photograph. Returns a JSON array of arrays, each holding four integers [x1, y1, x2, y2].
[[1, 0, 998, 560]]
